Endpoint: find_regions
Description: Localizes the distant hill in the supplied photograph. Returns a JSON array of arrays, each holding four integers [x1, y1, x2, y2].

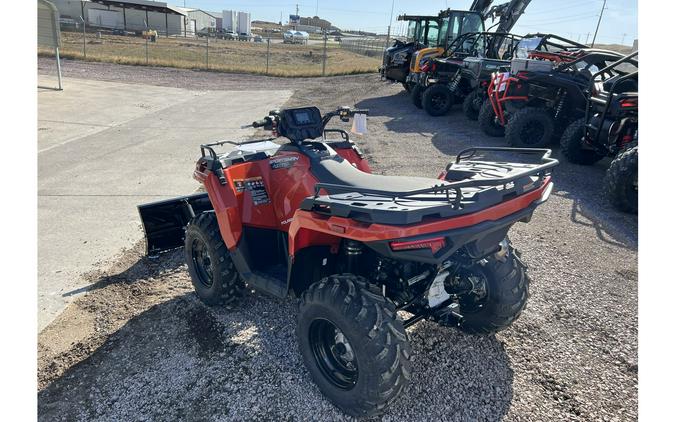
[[593, 44, 634, 55]]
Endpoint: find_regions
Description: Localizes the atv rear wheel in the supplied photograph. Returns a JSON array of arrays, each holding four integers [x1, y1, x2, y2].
[[411, 83, 425, 109], [478, 99, 505, 137], [422, 84, 454, 116], [458, 240, 529, 335], [462, 89, 483, 121], [560, 118, 604, 165], [297, 274, 411, 417], [605, 146, 638, 214], [505, 107, 555, 148], [185, 212, 245, 306]]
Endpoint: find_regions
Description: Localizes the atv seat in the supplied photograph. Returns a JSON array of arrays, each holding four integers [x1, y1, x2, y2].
[[313, 155, 449, 194]]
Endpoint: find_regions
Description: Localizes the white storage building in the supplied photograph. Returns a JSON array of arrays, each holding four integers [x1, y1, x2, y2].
[[176, 8, 217, 34], [222, 10, 237, 32]]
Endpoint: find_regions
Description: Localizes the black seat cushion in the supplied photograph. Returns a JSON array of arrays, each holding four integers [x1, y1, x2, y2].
[[313, 156, 448, 194]]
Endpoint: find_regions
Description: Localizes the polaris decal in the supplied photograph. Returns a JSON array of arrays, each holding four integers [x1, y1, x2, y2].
[[270, 156, 299, 170]]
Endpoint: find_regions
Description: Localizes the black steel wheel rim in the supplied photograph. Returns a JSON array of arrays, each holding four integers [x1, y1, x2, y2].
[[520, 120, 545, 146], [309, 319, 358, 390], [191, 238, 213, 287], [431, 93, 448, 110], [456, 269, 489, 314]]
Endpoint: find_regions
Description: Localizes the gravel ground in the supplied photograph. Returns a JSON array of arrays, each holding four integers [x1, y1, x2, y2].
[[38, 58, 638, 421]]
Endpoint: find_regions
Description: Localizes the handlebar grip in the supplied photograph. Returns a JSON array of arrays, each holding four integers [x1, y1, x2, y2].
[[351, 109, 369, 115], [251, 119, 267, 128]]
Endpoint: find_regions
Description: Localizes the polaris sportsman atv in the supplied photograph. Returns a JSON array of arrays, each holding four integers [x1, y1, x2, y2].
[[138, 106, 558, 417], [480, 47, 629, 147], [559, 51, 638, 213]]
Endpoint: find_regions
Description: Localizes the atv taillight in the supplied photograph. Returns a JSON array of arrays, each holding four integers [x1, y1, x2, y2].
[[431, 63, 437, 72], [620, 99, 638, 108], [421, 62, 430, 72], [390, 237, 446, 254]]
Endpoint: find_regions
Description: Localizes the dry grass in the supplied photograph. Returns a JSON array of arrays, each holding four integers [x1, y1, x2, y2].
[[39, 31, 381, 77]]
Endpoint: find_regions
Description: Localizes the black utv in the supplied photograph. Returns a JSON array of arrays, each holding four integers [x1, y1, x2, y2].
[[560, 51, 638, 213], [481, 48, 632, 148], [418, 31, 522, 117]]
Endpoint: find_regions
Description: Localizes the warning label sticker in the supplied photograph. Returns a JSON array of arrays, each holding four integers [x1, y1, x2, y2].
[[232, 176, 271, 205]]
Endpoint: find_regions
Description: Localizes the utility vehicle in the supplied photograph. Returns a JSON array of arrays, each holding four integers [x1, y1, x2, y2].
[[138, 106, 558, 417], [560, 51, 638, 213], [415, 31, 522, 115], [478, 34, 588, 137], [480, 46, 629, 147], [407, 0, 531, 109]]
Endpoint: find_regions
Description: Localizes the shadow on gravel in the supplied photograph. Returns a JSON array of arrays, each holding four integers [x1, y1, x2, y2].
[[62, 252, 185, 298], [39, 279, 515, 420]]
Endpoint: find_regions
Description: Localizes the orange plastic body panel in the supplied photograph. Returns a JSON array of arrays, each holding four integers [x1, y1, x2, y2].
[[410, 47, 444, 73], [287, 177, 551, 258], [196, 144, 370, 251]]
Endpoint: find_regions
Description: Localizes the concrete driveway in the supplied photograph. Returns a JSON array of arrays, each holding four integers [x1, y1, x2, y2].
[[37, 76, 291, 331]]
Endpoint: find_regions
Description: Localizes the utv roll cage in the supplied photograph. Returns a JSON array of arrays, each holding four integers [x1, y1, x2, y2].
[[583, 50, 639, 148]]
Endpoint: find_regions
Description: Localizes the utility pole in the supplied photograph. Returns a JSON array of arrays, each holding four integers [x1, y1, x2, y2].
[[621, 32, 627, 45], [591, 0, 607, 47], [585, 32, 590, 44], [315, 0, 319, 16]]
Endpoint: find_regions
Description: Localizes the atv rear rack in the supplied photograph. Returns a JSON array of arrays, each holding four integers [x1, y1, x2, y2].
[[306, 148, 557, 225]]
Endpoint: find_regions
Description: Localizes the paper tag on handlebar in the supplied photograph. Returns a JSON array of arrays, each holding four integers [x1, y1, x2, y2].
[[351, 113, 367, 135], [497, 72, 510, 92]]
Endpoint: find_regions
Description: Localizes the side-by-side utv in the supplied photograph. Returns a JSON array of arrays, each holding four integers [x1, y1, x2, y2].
[[560, 51, 638, 213], [138, 106, 557, 417]]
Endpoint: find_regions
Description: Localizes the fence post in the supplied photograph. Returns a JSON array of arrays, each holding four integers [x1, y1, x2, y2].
[[145, 36, 149, 64], [206, 37, 209, 69], [322, 31, 327, 76], [80, 17, 87, 59], [266, 38, 270, 75]]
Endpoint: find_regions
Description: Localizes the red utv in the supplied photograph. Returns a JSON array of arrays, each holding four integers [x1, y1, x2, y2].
[[138, 106, 558, 417]]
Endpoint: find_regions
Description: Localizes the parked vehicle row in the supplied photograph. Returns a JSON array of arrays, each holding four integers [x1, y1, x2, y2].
[[386, 28, 638, 214]]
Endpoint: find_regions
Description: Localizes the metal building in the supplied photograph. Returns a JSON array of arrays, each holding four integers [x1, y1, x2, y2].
[[176, 8, 217, 34], [51, 0, 187, 35]]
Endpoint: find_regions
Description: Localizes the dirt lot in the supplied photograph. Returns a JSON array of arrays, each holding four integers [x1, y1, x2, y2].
[[38, 31, 380, 77], [38, 58, 637, 421]]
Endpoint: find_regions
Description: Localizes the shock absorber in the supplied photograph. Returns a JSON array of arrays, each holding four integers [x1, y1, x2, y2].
[[554, 90, 567, 119], [342, 240, 363, 274], [449, 70, 461, 92]]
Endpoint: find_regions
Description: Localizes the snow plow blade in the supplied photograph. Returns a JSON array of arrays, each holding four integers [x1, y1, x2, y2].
[[138, 192, 213, 255]]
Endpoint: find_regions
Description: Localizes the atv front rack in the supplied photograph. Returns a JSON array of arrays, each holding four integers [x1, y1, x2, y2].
[[305, 148, 557, 225]]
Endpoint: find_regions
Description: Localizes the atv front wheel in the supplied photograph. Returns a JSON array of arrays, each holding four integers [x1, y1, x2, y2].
[[297, 274, 411, 417], [457, 240, 529, 335], [478, 99, 505, 137], [505, 107, 555, 148], [422, 84, 454, 116], [462, 89, 483, 121], [605, 146, 638, 213], [185, 212, 245, 306], [560, 118, 604, 165], [411, 83, 425, 109]]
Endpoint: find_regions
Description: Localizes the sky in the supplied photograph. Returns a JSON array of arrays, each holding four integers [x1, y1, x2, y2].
[[179, 0, 638, 46]]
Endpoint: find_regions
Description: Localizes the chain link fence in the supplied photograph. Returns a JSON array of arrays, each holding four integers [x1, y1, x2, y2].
[[37, 21, 386, 77]]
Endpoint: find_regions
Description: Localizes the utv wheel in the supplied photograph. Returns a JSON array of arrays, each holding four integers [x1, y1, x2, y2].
[[505, 107, 555, 148], [478, 99, 505, 137], [462, 89, 483, 121], [411, 83, 425, 109], [458, 241, 529, 335], [560, 118, 604, 165], [422, 84, 454, 116], [297, 274, 411, 417], [605, 146, 638, 214], [185, 212, 245, 306]]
